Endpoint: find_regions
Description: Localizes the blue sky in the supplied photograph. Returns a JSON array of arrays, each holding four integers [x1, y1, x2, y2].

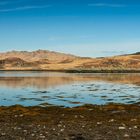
[[0, 0, 140, 57]]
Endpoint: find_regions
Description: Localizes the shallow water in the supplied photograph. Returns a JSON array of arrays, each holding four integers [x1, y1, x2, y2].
[[0, 71, 140, 107]]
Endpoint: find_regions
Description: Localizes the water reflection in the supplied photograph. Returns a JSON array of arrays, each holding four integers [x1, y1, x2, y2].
[[0, 72, 140, 107]]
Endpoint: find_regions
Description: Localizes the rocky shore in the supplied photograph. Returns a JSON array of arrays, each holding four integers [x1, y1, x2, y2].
[[0, 104, 140, 140]]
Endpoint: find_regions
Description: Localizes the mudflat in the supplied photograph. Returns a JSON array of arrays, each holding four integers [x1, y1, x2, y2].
[[0, 104, 140, 140]]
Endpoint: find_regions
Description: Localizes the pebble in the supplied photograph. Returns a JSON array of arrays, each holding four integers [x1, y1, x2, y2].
[[119, 127, 125, 130], [97, 122, 102, 125], [131, 119, 137, 122], [122, 123, 126, 126], [1, 133, 6, 136], [39, 136, 45, 139], [109, 119, 114, 122], [57, 133, 60, 136], [14, 127, 17, 130], [80, 115, 84, 118], [31, 134, 35, 137], [124, 134, 129, 137], [23, 130, 27, 133], [20, 114, 23, 117], [60, 129, 64, 132], [58, 124, 62, 127], [134, 126, 138, 129]]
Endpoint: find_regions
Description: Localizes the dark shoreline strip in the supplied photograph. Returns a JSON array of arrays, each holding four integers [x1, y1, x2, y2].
[[0, 69, 140, 73]]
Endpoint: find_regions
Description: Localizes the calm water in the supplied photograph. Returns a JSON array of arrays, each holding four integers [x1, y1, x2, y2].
[[0, 71, 140, 107]]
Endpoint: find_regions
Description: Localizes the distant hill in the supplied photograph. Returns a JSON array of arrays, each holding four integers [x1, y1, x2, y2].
[[0, 50, 140, 72], [0, 50, 77, 62]]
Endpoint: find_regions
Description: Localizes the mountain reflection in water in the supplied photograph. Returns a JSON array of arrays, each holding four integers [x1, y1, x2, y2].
[[0, 72, 140, 107]]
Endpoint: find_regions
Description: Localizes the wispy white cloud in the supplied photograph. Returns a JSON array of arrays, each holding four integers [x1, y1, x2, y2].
[[88, 3, 126, 8], [0, 5, 51, 12]]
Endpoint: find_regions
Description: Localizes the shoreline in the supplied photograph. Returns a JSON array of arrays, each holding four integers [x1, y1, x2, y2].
[[0, 104, 140, 139], [0, 69, 140, 73]]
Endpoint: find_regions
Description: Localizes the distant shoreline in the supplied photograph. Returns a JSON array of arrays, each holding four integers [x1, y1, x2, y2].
[[0, 69, 140, 73]]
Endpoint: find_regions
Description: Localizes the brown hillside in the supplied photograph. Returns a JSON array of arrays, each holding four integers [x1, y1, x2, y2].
[[0, 50, 78, 63], [0, 50, 140, 71]]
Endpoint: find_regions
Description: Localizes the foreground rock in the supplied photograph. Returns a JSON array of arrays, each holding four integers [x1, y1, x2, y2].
[[0, 104, 140, 140]]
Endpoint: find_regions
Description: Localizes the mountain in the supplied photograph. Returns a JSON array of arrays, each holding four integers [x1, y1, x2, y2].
[[0, 50, 77, 62], [0, 50, 140, 72]]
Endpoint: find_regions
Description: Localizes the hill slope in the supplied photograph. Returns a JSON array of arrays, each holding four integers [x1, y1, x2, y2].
[[0, 50, 77, 62], [0, 50, 140, 72]]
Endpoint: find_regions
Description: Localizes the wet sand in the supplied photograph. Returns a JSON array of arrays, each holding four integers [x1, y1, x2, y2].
[[0, 104, 140, 140]]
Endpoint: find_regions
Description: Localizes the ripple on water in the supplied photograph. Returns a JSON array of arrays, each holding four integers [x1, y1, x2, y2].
[[0, 73, 140, 107]]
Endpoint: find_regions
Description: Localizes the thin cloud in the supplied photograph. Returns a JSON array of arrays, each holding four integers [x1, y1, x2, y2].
[[88, 3, 126, 8], [0, 5, 51, 12]]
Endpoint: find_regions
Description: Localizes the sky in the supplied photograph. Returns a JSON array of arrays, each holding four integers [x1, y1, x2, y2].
[[0, 0, 140, 57]]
